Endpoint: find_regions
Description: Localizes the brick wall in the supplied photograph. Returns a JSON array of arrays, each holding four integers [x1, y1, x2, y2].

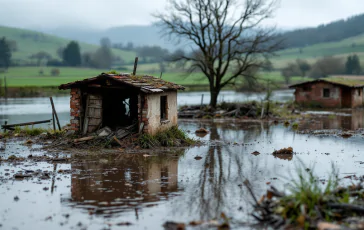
[[70, 88, 81, 131], [294, 82, 341, 108]]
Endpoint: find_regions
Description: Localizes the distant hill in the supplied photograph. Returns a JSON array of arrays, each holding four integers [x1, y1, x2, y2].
[[38, 13, 364, 52], [274, 33, 364, 68], [0, 25, 136, 64], [281, 13, 364, 48], [40, 25, 180, 50]]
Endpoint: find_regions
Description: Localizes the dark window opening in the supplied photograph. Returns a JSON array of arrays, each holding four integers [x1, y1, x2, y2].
[[358, 89, 361, 96], [102, 89, 138, 130], [323, 88, 330, 98], [160, 96, 168, 121]]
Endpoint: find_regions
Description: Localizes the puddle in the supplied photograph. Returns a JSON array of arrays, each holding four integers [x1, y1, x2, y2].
[[1, 120, 364, 229]]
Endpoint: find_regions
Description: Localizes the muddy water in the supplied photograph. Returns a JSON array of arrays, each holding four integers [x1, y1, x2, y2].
[[1, 120, 364, 229], [0, 90, 294, 127]]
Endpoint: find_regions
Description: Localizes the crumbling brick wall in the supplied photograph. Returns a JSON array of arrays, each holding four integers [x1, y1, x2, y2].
[[294, 82, 341, 108], [70, 88, 81, 131]]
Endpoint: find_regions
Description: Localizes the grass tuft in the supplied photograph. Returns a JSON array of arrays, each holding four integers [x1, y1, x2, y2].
[[138, 126, 195, 149], [275, 164, 348, 225]]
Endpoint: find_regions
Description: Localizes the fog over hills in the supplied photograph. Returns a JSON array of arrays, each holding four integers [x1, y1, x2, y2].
[[38, 25, 180, 50]]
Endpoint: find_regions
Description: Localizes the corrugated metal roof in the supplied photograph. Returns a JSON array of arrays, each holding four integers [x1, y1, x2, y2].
[[58, 73, 185, 93]]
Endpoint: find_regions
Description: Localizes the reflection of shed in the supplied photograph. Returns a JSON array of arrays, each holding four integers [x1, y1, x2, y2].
[[289, 79, 364, 108], [69, 157, 179, 212], [59, 73, 184, 134]]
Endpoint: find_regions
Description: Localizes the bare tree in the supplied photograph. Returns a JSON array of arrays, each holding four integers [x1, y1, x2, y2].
[[155, 0, 281, 107]]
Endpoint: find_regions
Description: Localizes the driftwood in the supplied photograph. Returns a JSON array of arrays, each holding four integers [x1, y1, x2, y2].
[[327, 203, 364, 214]]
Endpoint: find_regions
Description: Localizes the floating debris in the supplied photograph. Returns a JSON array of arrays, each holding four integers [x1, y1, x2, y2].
[[272, 147, 293, 155]]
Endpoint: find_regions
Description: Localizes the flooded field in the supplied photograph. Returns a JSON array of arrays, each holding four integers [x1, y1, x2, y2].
[[1, 118, 364, 229], [2, 91, 364, 229]]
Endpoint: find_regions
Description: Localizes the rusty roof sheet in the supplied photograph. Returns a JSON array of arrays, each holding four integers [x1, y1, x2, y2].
[[289, 78, 364, 89], [58, 73, 185, 92]]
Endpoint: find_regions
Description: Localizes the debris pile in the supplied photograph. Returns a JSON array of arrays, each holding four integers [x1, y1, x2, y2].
[[45, 124, 137, 149], [272, 147, 293, 155], [178, 102, 261, 119]]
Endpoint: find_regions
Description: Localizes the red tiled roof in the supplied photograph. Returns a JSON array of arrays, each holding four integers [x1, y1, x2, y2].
[[289, 78, 364, 89], [58, 73, 185, 93]]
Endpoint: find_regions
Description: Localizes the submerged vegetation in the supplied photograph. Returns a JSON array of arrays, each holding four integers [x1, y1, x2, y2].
[[138, 126, 195, 149]]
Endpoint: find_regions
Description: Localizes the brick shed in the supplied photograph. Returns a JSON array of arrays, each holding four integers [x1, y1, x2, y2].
[[289, 79, 364, 108], [59, 73, 184, 135]]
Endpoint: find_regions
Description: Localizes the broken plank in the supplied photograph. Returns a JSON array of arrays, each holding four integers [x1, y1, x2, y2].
[[74, 136, 96, 143], [113, 136, 124, 147]]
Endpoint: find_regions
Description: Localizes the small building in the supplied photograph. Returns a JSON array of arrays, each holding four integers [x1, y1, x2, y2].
[[59, 73, 184, 135], [289, 79, 364, 108]]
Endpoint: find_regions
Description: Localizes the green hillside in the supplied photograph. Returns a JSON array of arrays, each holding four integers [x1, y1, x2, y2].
[[275, 33, 364, 68], [0, 26, 136, 64]]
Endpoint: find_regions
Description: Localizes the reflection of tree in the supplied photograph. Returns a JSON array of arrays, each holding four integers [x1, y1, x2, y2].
[[64, 152, 183, 218], [180, 143, 269, 221]]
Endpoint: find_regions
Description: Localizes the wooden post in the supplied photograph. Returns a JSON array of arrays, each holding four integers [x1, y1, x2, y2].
[[49, 97, 61, 131], [52, 110, 56, 131], [200, 94, 204, 108], [160, 72, 163, 79], [132, 57, 139, 75]]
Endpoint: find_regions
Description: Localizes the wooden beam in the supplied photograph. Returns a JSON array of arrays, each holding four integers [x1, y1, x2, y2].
[[2, 119, 52, 129]]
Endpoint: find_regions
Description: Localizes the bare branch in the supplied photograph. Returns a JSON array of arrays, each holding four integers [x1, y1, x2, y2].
[[154, 0, 281, 107]]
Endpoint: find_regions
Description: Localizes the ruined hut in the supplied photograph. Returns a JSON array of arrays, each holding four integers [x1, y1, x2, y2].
[[59, 73, 185, 135], [289, 79, 364, 108]]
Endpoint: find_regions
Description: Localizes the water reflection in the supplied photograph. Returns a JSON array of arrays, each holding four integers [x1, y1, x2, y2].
[[64, 153, 181, 218], [301, 110, 364, 130], [3, 120, 364, 230]]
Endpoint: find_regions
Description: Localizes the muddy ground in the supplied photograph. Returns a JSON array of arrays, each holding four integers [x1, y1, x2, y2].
[[2, 114, 364, 229]]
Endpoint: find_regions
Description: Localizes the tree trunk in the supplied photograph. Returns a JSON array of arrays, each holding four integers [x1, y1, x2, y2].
[[210, 88, 219, 108]]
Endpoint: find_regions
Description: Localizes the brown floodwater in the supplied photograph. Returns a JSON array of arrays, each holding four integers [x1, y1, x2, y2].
[[1, 117, 364, 229]]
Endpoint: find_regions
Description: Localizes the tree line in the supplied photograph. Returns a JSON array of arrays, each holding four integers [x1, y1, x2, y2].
[[281, 54, 362, 84], [281, 13, 364, 48]]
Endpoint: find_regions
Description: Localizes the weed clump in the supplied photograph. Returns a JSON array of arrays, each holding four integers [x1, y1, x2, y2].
[[251, 164, 362, 229], [291, 122, 299, 129], [138, 126, 195, 149], [8, 126, 66, 138]]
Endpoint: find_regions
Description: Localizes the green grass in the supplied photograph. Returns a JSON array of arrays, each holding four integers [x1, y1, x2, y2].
[[9, 126, 65, 137], [275, 33, 364, 68], [138, 126, 195, 148], [0, 25, 136, 64], [0, 67, 309, 87], [275, 164, 346, 227]]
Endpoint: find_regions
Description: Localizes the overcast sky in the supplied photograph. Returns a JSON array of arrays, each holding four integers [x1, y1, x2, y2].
[[0, 0, 364, 30]]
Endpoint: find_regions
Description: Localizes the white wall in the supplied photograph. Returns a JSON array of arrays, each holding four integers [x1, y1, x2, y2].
[[146, 91, 178, 135]]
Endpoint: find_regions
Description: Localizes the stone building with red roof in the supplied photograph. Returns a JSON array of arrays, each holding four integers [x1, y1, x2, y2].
[[289, 79, 364, 108]]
